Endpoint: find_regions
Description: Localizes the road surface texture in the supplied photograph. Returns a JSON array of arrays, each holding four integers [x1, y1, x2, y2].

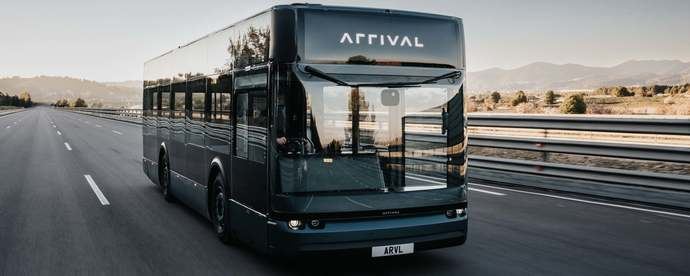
[[1, 108, 689, 275]]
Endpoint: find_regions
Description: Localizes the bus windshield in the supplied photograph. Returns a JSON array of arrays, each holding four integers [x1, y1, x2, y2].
[[276, 70, 465, 194]]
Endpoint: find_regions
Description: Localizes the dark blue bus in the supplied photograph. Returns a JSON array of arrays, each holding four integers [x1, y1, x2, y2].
[[142, 4, 467, 257]]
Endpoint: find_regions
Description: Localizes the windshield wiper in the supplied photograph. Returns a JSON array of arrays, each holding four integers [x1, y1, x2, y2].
[[303, 65, 461, 88]]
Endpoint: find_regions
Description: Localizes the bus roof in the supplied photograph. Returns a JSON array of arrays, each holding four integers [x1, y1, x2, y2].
[[145, 3, 462, 64]]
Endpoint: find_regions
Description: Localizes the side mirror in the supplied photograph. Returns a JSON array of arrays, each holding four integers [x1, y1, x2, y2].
[[381, 89, 400, 106]]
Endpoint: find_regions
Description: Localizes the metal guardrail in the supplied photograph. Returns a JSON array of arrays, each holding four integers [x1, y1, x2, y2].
[[468, 113, 690, 135], [65, 108, 690, 194], [0, 108, 25, 117]]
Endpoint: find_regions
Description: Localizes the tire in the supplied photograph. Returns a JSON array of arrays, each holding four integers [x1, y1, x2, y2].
[[159, 153, 174, 202], [211, 173, 234, 244]]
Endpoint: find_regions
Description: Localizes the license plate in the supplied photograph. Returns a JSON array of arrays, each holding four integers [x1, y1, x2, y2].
[[371, 243, 414, 257]]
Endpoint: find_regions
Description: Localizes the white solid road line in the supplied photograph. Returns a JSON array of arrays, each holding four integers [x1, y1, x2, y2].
[[57, 131, 62, 136], [468, 187, 506, 196], [64, 142, 72, 151], [470, 183, 690, 219], [405, 173, 506, 196], [112, 130, 122, 135], [84, 175, 110, 206]]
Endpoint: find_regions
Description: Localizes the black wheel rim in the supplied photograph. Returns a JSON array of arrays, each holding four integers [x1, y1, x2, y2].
[[214, 182, 225, 234]]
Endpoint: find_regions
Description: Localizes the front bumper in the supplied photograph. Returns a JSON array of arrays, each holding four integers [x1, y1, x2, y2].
[[267, 211, 467, 256]]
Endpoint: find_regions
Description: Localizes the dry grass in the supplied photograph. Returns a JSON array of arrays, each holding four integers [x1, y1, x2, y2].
[[471, 90, 690, 115]]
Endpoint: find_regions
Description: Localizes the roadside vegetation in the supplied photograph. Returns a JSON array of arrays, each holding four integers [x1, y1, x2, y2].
[[468, 83, 690, 115], [53, 98, 88, 108], [0, 90, 33, 108]]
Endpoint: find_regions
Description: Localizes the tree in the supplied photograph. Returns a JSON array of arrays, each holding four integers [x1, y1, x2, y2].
[[72, 98, 88, 108], [490, 91, 501, 103], [511, 91, 527, 106], [483, 97, 495, 111], [18, 91, 32, 107], [545, 90, 556, 105], [612, 86, 633, 97], [55, 99, 70, 107], [560, 94, 587, 114]]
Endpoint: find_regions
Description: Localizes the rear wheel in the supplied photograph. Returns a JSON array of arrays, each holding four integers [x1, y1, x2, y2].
[[211, 174, 234, 244], [159, 153, 174, 202]]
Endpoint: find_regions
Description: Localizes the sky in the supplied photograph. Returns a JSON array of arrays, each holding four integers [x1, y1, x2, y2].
[[1, 0, 689, 81]]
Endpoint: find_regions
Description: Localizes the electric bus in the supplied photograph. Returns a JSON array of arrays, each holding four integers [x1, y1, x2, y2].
[[142, 3, 468, 257]]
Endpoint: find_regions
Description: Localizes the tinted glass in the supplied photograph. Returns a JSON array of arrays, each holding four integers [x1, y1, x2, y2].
[[172, 82, 185, 118], [207, 12, 271, 73], [234, 70, 267, 164], [143, 88, 153, 111], [152, 89, 159, 111], [210, 74, 232, 122], [161, 84, 171, 117], [186, 78, 206, 120], [302, 10, 460, 68], [276, 69, 464, 194]]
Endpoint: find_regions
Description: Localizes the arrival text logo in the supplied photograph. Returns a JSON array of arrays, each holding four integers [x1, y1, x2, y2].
[[339, 33, 424, 48]]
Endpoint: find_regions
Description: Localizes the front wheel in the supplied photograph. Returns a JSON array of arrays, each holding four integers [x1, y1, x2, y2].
[[211, 174, 234, 244]]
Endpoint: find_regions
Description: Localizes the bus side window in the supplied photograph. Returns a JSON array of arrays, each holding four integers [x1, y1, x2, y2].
[[210, 74, 232, 123], [161, 84, 171, 117], [172, 82, 186, 119], [250, 95, 267, 127], [150, 86, 158, 116], [187, 78, 206, 121]]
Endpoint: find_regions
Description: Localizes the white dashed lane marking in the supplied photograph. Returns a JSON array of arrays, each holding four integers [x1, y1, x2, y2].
[[84, 175, 110, 206]]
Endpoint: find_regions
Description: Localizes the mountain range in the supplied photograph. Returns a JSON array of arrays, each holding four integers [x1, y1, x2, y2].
[[0, 76, 141, 107], [1, 60, 689, 107], [467, 60, 690, 93]]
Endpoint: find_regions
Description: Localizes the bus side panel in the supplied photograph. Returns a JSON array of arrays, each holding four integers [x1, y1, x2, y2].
[[142, 87, 160, 185], [142, 114, 160, 185]]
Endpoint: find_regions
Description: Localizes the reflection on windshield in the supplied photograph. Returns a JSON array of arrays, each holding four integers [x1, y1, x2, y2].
[[277, 75, 464, 194]]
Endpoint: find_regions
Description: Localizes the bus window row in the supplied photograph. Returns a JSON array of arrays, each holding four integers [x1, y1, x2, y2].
[[143, 74, 235, 123]]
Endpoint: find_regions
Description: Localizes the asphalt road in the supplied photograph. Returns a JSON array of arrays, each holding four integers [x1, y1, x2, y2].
[[1, 108, 689, 275]]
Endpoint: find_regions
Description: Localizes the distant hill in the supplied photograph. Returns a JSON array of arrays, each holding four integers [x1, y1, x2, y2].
[[3, 59, 689, 106], [0, 76, 140, 108], [467, 60, 690, 93], [102, 80, 143, 90]]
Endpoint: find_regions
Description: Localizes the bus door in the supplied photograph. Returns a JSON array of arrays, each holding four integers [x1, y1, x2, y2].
[[231, 66, 269, 248], [184, 78, 209, 213]]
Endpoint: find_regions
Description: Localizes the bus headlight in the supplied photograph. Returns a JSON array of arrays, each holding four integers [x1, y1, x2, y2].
[[288, 220, 303, 230]]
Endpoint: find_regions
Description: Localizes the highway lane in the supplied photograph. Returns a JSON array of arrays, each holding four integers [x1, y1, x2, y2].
[[1, 108, 689, 275]]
